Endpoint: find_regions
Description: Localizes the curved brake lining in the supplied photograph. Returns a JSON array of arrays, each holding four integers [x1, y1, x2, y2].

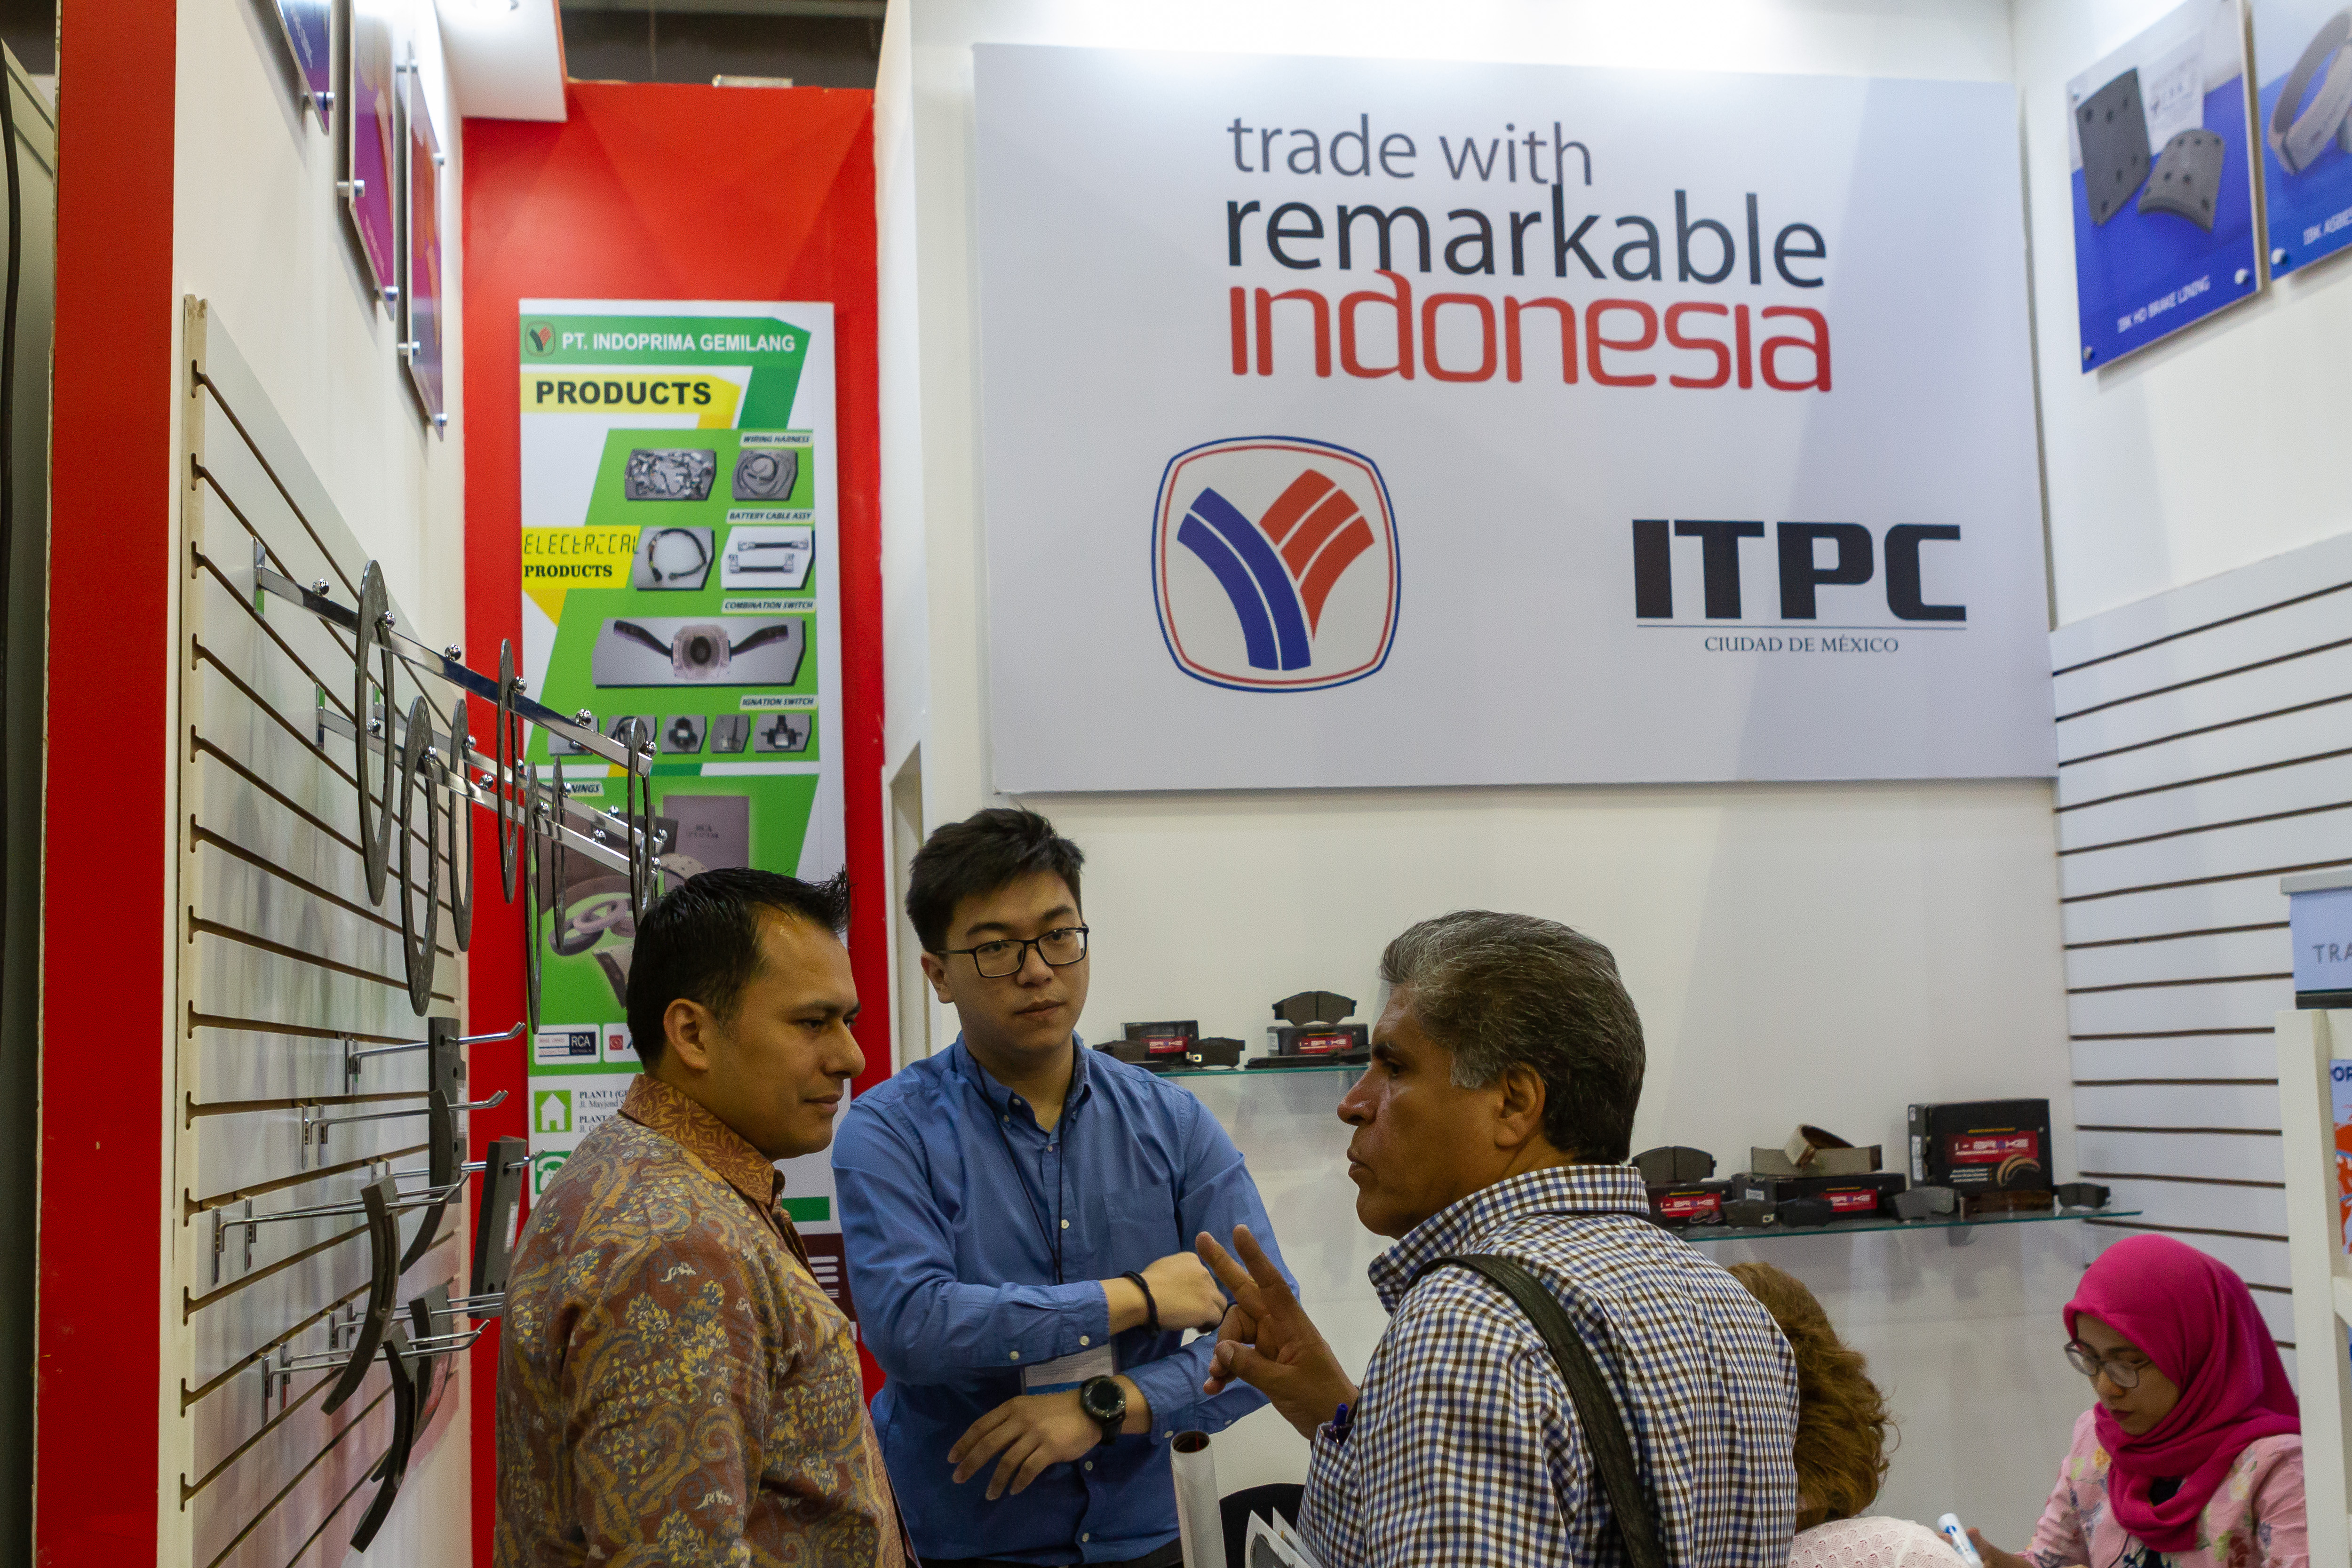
[[2273, 10, 2352, 175], [2138, 128, 2225, 230], [2079, 67, 2152, 224]]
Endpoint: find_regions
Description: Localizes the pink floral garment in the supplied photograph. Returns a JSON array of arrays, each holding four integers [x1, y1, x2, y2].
[[2027, 1408, 2305, 1568]]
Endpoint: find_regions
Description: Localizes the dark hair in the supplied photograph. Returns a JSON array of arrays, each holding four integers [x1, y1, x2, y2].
[[626, 867, 851, 1066], [905, 807, 1084, 952], [1376, 910, 1646, 1163], [1726, 1260, 1894, 1530]]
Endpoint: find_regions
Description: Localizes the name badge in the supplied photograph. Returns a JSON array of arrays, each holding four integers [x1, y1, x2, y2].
[[1020, 1342, 1115, 1393]]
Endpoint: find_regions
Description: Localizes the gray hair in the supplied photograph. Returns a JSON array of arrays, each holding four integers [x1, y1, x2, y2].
[[1377, 910, 1646, 1163]]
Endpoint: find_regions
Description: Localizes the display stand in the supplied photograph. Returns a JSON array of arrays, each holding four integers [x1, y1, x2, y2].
[[2275, 1008, 2352, 1568]]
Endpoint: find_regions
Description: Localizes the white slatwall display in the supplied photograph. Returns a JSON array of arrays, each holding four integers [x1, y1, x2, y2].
[[2050, 529, 2352, 1359], [172, 300, 476, 1567]]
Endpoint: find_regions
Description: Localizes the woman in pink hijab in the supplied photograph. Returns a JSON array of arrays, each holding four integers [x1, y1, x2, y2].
[[1972, 1234, 2304, 1568]]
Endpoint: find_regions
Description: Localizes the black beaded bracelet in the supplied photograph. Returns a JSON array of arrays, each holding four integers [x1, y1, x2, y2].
[[1121, 1269, 1159, 1332]]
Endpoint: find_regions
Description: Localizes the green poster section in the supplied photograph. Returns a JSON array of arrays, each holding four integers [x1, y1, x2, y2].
[[530, 772, 820, 1059], [526, 425, 823, 771], [519, 310, 811, 426]]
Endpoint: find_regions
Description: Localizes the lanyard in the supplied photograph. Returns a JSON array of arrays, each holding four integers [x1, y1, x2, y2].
[[989, 1094, 1066, 1284]]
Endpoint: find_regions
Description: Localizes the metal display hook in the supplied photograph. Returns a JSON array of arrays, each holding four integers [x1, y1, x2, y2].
[[395, 693, 441, 1016], [523, 763, 544, 1034], [299, 1087, 507, 1168], [351, 562, 397, 905], [345, 1020, 524, 1087], [445, 693, 473, 951], [496, 640, 524, 902], [253, 554, 654, 774]]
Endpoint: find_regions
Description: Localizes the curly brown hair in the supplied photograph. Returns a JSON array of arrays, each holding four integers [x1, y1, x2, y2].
[[1727, 1261, 1895, 1531]]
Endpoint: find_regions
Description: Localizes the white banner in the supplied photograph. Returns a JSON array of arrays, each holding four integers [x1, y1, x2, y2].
[[972, 47, 2053, 788]]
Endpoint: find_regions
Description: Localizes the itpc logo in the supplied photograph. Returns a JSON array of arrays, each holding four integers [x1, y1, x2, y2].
[[1152, 437, 1399, 692]]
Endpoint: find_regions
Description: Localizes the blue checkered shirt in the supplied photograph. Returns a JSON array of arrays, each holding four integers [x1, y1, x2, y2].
[[1302, 1165, 1799, 1568]]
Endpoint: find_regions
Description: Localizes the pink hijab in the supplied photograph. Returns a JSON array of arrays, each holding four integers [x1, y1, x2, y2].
[[2064, 1234, 2299, 1553]]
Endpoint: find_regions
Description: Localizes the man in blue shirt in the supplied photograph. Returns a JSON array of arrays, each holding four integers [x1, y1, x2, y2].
[[834, 808, 1289, 1567]]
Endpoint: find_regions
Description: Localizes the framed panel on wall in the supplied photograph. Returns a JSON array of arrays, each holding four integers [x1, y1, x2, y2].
[[2066, 0, 2263, 368], [2252, 0, 2352, 275], [266, 0, 333, 130], [342, 0, 400, 312], [972, 46, 2056, 790], [402, 60, 445, 430]]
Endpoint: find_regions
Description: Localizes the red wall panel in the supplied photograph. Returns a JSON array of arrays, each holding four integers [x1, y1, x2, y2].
[[460, 82, 884, 1566], [37, 0, 178, 1559]]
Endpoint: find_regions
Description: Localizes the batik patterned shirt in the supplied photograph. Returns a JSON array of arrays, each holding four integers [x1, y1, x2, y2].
[[2027, 1408, 2305, 1568], [496, 1075, 905, 1568], [1302, 1164, 1800, 1568]]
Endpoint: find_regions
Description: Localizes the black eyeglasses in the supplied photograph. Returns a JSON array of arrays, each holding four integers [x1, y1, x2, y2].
[[936, 925, 1089, 979], [2064, 1339, 2145, 1389]]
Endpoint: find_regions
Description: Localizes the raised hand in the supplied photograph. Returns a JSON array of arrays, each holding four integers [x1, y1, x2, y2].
[[1196, 1225, 1357, 1440], [1139, 1249, 1229, 1331]]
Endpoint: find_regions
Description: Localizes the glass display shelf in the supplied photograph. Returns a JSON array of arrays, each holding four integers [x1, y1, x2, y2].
[[1149, 1060, 1364, 1080], [1680, 1208, 2140, 1243]]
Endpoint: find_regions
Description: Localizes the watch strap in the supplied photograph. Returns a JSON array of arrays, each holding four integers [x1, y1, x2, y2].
[[1080, 1375, 1124, 1447]]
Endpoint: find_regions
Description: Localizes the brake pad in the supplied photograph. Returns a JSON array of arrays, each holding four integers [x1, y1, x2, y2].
[[2078, 68, 2151, 224], [2137, 128, 2225, 229], [2273, 10, 2352, 175]]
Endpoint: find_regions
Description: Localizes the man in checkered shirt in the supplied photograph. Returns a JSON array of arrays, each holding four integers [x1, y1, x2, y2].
[[1200, 911, 1799, 1567]]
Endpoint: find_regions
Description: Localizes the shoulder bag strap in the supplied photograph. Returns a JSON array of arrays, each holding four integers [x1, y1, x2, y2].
[[1414, 1251, 1669, 1568]]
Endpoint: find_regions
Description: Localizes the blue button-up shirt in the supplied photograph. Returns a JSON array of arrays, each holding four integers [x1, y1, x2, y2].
[[833, 1037, 1287, 1566]]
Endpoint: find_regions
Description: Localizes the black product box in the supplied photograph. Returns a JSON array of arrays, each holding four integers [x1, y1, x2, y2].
[[1646, 1180, 1734, 1227], [1907, 1099, 2053, 1193], [1122, 1020, 1198, 1064], [1735, 1171, 1910, 1219], [1274, 1022, 1368, 1058]]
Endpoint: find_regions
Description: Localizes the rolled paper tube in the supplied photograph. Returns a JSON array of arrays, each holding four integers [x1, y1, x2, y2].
[[1170, 1430, 1226, 1568]]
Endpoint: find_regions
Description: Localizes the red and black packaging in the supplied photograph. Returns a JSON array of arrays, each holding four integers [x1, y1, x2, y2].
[[1735, 1171, 1910, 1218], [1122, 1019, 1199, 1061], [1646, 1180, 1733, 1227], [1274, 1022, 1368, 1059], [1907, 1099, 2052, 1193]]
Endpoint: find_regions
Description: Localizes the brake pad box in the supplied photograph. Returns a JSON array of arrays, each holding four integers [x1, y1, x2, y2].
[[1907, 1099, 2053, 1193], [1735, 1171, 1909, 1218]]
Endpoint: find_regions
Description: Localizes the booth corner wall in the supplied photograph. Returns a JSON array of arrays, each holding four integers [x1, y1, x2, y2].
[[41, 0, 178, 1557], [461, 80, 886, 1568]]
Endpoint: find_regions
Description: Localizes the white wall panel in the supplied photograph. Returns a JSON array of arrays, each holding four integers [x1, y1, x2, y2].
[[2044, 533, 2352, 1350], [2063, 928, 2294, 990], [2058, 755, 2352, 851], [880, 0, 2076, 1535], [2067, 980, 2294, 1036], [2071, 1034, 2284, 1080]]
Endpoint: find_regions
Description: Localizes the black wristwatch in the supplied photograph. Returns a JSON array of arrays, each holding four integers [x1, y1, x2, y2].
[[1078, 1375, 1126, 1447]]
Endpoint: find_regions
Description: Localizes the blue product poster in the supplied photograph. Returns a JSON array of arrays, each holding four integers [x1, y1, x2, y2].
[[2254, 0, 2352, 274], [2067, 0, 2263, 368]]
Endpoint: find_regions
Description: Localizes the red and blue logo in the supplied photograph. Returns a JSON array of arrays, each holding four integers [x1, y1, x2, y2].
[[1152, 437, 1400, 692]]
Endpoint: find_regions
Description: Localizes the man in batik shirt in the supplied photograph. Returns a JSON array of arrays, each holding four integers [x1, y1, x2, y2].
[[497, 868, 905, 1567]]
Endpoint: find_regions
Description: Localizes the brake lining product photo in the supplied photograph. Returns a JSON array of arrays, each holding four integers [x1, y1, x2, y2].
[[2077, 68, 2152, 224], [2139, 127, 2226, 227], [2064, 0, 2262, 367]]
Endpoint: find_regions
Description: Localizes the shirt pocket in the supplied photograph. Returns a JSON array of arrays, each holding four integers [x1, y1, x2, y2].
[[1097, 1182, 1177, 1270]]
